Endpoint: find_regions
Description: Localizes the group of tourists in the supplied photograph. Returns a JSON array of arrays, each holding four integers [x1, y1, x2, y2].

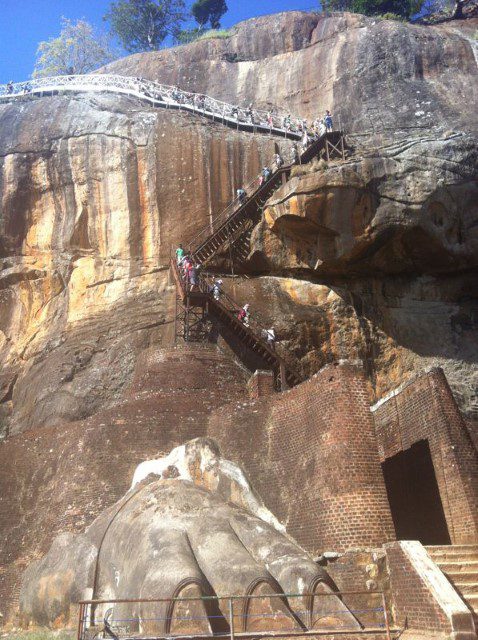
[[162, 89, 333, 136], [175, 245, 277, 350], [2, 76, 334, 141], [4, 80, 31, 95], [176, 245, 200, 290], [236, 304, 277, 350]]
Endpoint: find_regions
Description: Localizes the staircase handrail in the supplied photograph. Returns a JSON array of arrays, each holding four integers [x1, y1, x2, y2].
[[200, 273, 303, 383], [0, 74, 313, 136], [186, 160, 288, 254]]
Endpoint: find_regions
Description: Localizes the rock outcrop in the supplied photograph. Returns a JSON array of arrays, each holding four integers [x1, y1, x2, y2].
[[1, 12, 477, 435], [101, 12, 478, 137]]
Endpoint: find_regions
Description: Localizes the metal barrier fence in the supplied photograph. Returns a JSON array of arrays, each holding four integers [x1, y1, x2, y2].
[[78, 590, 398, 640]]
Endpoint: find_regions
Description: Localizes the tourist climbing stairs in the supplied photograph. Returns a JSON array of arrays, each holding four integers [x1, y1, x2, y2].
[[171, 130, 346, 388], [188, 131, 345, 270], [170, 259, 303, 389], [426, 545, 478, 624]]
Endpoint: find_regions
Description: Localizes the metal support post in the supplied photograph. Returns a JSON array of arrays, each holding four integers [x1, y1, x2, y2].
[[185, 296, 190, 341], [280, 362, 289, 392], [77, 603, 84, 640], [229, 598, 235, 640], [381, 592, 392, 640]]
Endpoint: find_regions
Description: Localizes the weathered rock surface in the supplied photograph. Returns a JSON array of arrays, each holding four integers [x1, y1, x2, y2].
[[0, 344, 248, 622], [0, 94, 286, 435], [1, 10, 478, 619], [255, 134, 478, 276], [101, 13, 478, 137], [20, 439, 357, 631], [219, 273, 478, 415]]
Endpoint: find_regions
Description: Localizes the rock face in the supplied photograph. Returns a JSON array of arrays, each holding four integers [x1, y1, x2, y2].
[[20, 439, 358, 632], [256, 135, 478, 276], [0, 344, 249, 621], [0, 94, 287, 435], [1, 12, 477, 435], [1, 10, 478, 622], [101, 12, 478, 137]]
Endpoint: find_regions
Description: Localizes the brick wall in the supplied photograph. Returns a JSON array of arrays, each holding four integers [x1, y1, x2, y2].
[[208, 362, 396, 555], [372, 368, 478, 543], [0, 344, 247, 622], [247, 370, 275, 398]]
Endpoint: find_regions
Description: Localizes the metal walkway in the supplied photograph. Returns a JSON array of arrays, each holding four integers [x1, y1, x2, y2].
[[0, 73, 345, 390], [0, 74, 311, 140], [171, 259, 302, 389], [188, 131, 345, 269]]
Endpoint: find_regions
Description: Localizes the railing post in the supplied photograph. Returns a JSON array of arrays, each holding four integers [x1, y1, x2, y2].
[[280, 362, 289, 391], [174, 291, 178, 344], [77, 603, 84, 640], [381, 592, 392, 640], [229, 597, 234, 640]]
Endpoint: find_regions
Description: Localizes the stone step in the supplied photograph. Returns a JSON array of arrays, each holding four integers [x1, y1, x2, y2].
[[453, 582, 478, 595], [463, 594, 478, 610], [430, 551, 478, 564], [437, 561, 478, 574], [426, 545, 478, 553], [445, 571, 478, 584]]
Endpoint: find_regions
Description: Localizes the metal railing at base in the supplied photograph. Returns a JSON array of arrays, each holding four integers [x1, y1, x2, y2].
[[77, 590, 400, 640]]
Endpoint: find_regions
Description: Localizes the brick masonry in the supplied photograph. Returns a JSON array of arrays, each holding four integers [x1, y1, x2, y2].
[[247, 369, 275, 398], [208, 362, 397, 555], [372, 367, 478, 544], [322, 549, 390, 628]]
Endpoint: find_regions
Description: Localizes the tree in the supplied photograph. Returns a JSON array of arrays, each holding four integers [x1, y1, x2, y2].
[[33, 18, 116, 78], [357, 0, 425, 17], [191, 0, 228, 29], [174, 27, 202, 44], [105, 0, 187, 52]]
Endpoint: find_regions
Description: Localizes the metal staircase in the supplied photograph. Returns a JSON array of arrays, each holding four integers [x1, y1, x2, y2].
[[171, 259, 302, 390], [188, 131, 345, 270], [171, 130, 346, 390]]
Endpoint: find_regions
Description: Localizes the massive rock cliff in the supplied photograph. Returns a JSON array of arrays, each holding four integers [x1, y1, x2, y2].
[[0, 94, 286, 435], [0, 11, 477, 430], [1, 10, 478, 625]]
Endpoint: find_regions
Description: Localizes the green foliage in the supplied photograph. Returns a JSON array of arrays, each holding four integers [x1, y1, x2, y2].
[[323, 0, 425, 18], [175, 27, 202, 43], [377, 10, 407, 17], [191, 0, 228, 29], [33, 18, 116, 78], [105, 0, 187, 52], [197, 28, 231, 39], [322, 0, 355, 11], [174, 27, 230, 44], [352, 0, 423, 18]]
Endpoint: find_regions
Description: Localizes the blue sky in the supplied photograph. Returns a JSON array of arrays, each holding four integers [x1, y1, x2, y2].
[[0, 0, 319, 84]]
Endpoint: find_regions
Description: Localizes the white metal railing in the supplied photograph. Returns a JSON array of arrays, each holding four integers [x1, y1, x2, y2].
[[0, 74, 321, 138]]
